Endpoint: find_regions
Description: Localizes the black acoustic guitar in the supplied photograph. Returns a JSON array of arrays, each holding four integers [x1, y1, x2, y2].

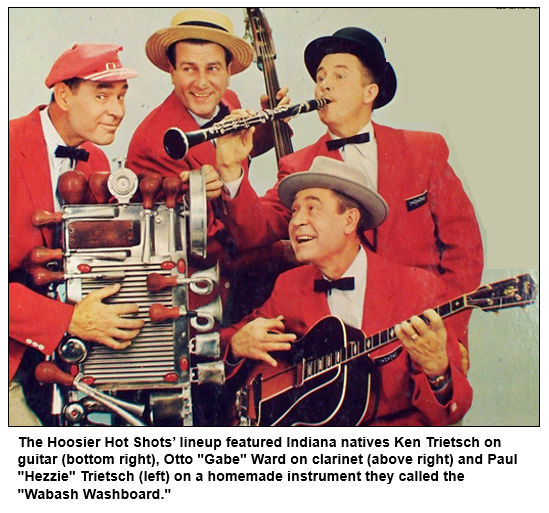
[[234, 274, 537, 426]]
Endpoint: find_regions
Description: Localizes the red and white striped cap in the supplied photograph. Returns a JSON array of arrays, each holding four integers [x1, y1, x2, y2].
[[45, 43, 138, 88]]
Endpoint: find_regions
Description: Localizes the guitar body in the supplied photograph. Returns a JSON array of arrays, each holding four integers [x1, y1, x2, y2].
[[241, 317, 376, 426], [235, 274, 537, 427]]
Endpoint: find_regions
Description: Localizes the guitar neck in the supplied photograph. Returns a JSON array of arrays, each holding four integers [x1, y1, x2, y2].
[[303, 296, 468, 380], [302, 273, 536, 380]]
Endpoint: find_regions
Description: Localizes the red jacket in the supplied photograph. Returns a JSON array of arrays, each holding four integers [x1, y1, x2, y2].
[[223, 124, 483, 295], [8, 106, 110, 383], [126, 89, 250, 259], [222, 124, 484, 341], [127, 89, 247, 178], [221, 249, 473, 426]]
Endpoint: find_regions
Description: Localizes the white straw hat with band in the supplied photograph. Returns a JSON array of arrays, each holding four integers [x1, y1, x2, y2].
[[145, 9, 254, 75]]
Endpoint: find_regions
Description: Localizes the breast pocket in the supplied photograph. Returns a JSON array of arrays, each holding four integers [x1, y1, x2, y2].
[[405, 190, 428, 212]]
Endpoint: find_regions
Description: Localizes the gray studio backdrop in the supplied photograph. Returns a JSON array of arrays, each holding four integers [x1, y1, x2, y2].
[[8, 7, 540, 425]]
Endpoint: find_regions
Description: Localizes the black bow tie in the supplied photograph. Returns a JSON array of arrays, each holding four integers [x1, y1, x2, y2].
[[55, 145, 89, 163], [314, 277, 355, 294], [326, 133, 370, 151], [201, 103, 231, 129]]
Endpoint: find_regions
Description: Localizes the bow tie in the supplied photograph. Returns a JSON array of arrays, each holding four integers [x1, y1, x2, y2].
[[55, 145, 89, 163], [201, 103, 231, 129], [314, 277, 355, 294], [326, 133, 370, 151]]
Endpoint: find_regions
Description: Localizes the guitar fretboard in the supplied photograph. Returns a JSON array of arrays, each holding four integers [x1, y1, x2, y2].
[[302, 296, 468, 381]]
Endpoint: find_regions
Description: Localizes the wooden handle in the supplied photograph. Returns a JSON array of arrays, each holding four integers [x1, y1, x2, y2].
[[149, 303, 181, 322], [89, 171, 112, 204], [29, 266, 65, 286], [31, 209, 63, 227], [58, 170, 88, 204], [163, 176, 181, 209], [146, 273, 178, 293], [139, 177, 161, 210], [35, 362, 75, 387], [29, 246, 63, 265]]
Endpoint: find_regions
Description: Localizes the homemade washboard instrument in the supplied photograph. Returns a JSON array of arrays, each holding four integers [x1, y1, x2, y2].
[[31, 163, 223, 426]]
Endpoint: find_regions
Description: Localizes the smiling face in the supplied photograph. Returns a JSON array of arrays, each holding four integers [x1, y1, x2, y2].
[[314, 53, 379, 137], [289, 187, 361, 278], [170, 41, 231, 119], [60, 80, 128, 146]]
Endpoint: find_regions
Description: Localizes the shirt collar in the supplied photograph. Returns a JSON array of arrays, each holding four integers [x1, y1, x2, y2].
[[39, 106, 67, 157], [189, 105, 220, 127], [328, 120, 375, 142], [322, 245, 367, 282], [343, 244, 367, 281]]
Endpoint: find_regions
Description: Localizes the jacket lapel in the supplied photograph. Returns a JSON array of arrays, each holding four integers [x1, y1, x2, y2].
[[361, 250, 397, 336], [319, 132, 345, 161], [20, 107, 56, 246], [373, 122, 407, 248], [300, 266, 332, 328]]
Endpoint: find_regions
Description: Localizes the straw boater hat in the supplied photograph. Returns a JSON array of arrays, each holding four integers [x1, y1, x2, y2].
[[145, 9, 254, 75], [278, 156, 389, 231], [304, 27, 397, 109]]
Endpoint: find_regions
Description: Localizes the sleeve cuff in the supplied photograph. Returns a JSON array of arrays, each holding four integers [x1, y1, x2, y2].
[[222, 170, 244, 199]]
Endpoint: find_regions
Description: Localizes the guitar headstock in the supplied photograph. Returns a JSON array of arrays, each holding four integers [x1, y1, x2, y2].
[[466, 274, 537, 312]]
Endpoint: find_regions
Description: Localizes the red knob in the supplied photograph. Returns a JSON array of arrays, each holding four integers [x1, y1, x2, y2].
[[140, 177, 161, 210], [31, 209, 63, 227], [89, 171, 112, 204], [29, 266, 65, 286], [149, 304, 181, 322], [58, 170, 88, 204], [163, 176, 181, 209], [147, 273, 178, 293], [35, 362, 75, 387], [30, 246, 63, 265]]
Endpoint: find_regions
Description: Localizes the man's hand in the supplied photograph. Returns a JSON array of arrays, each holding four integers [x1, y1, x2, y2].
[[394, 309, 449, 378], [179, 165, 224, 201], [259, 86, 290, 111], [215, 109, 255, 183], [230, 315, 296, 367], [251, 87, 291, 158], [68, 283, 144, 350]]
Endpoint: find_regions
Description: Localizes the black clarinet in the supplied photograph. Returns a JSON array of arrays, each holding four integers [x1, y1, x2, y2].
[[163, 98, 330, 160]]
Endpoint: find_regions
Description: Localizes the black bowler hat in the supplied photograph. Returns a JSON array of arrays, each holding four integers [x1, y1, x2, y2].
[[304, 27, 397, 109]]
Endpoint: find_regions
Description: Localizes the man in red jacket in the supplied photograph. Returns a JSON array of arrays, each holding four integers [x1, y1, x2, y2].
[[216, 27, 483, 354], [127, 9, 291, 336], [9, 43, 141, 425], [127, 9, 288, 231], [222, 157, 472, 426]]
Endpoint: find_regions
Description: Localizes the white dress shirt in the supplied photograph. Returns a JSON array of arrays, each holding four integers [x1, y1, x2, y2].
[[39, 107, 74, 212], [324, 245, 367, 329], [188, 105, 220, 128], [329, 121, 378, 190]]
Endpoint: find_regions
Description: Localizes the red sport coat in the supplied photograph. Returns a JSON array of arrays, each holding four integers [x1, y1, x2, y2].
[[222, 123, 484, 341], [221, 249, 473, 426], [126, 89, 251, 256], [127, 89, 249, 179], [9, 106, 110, 383]]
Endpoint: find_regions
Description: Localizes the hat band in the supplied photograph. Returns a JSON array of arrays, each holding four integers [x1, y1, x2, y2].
[[177, 20, 229, 33]]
